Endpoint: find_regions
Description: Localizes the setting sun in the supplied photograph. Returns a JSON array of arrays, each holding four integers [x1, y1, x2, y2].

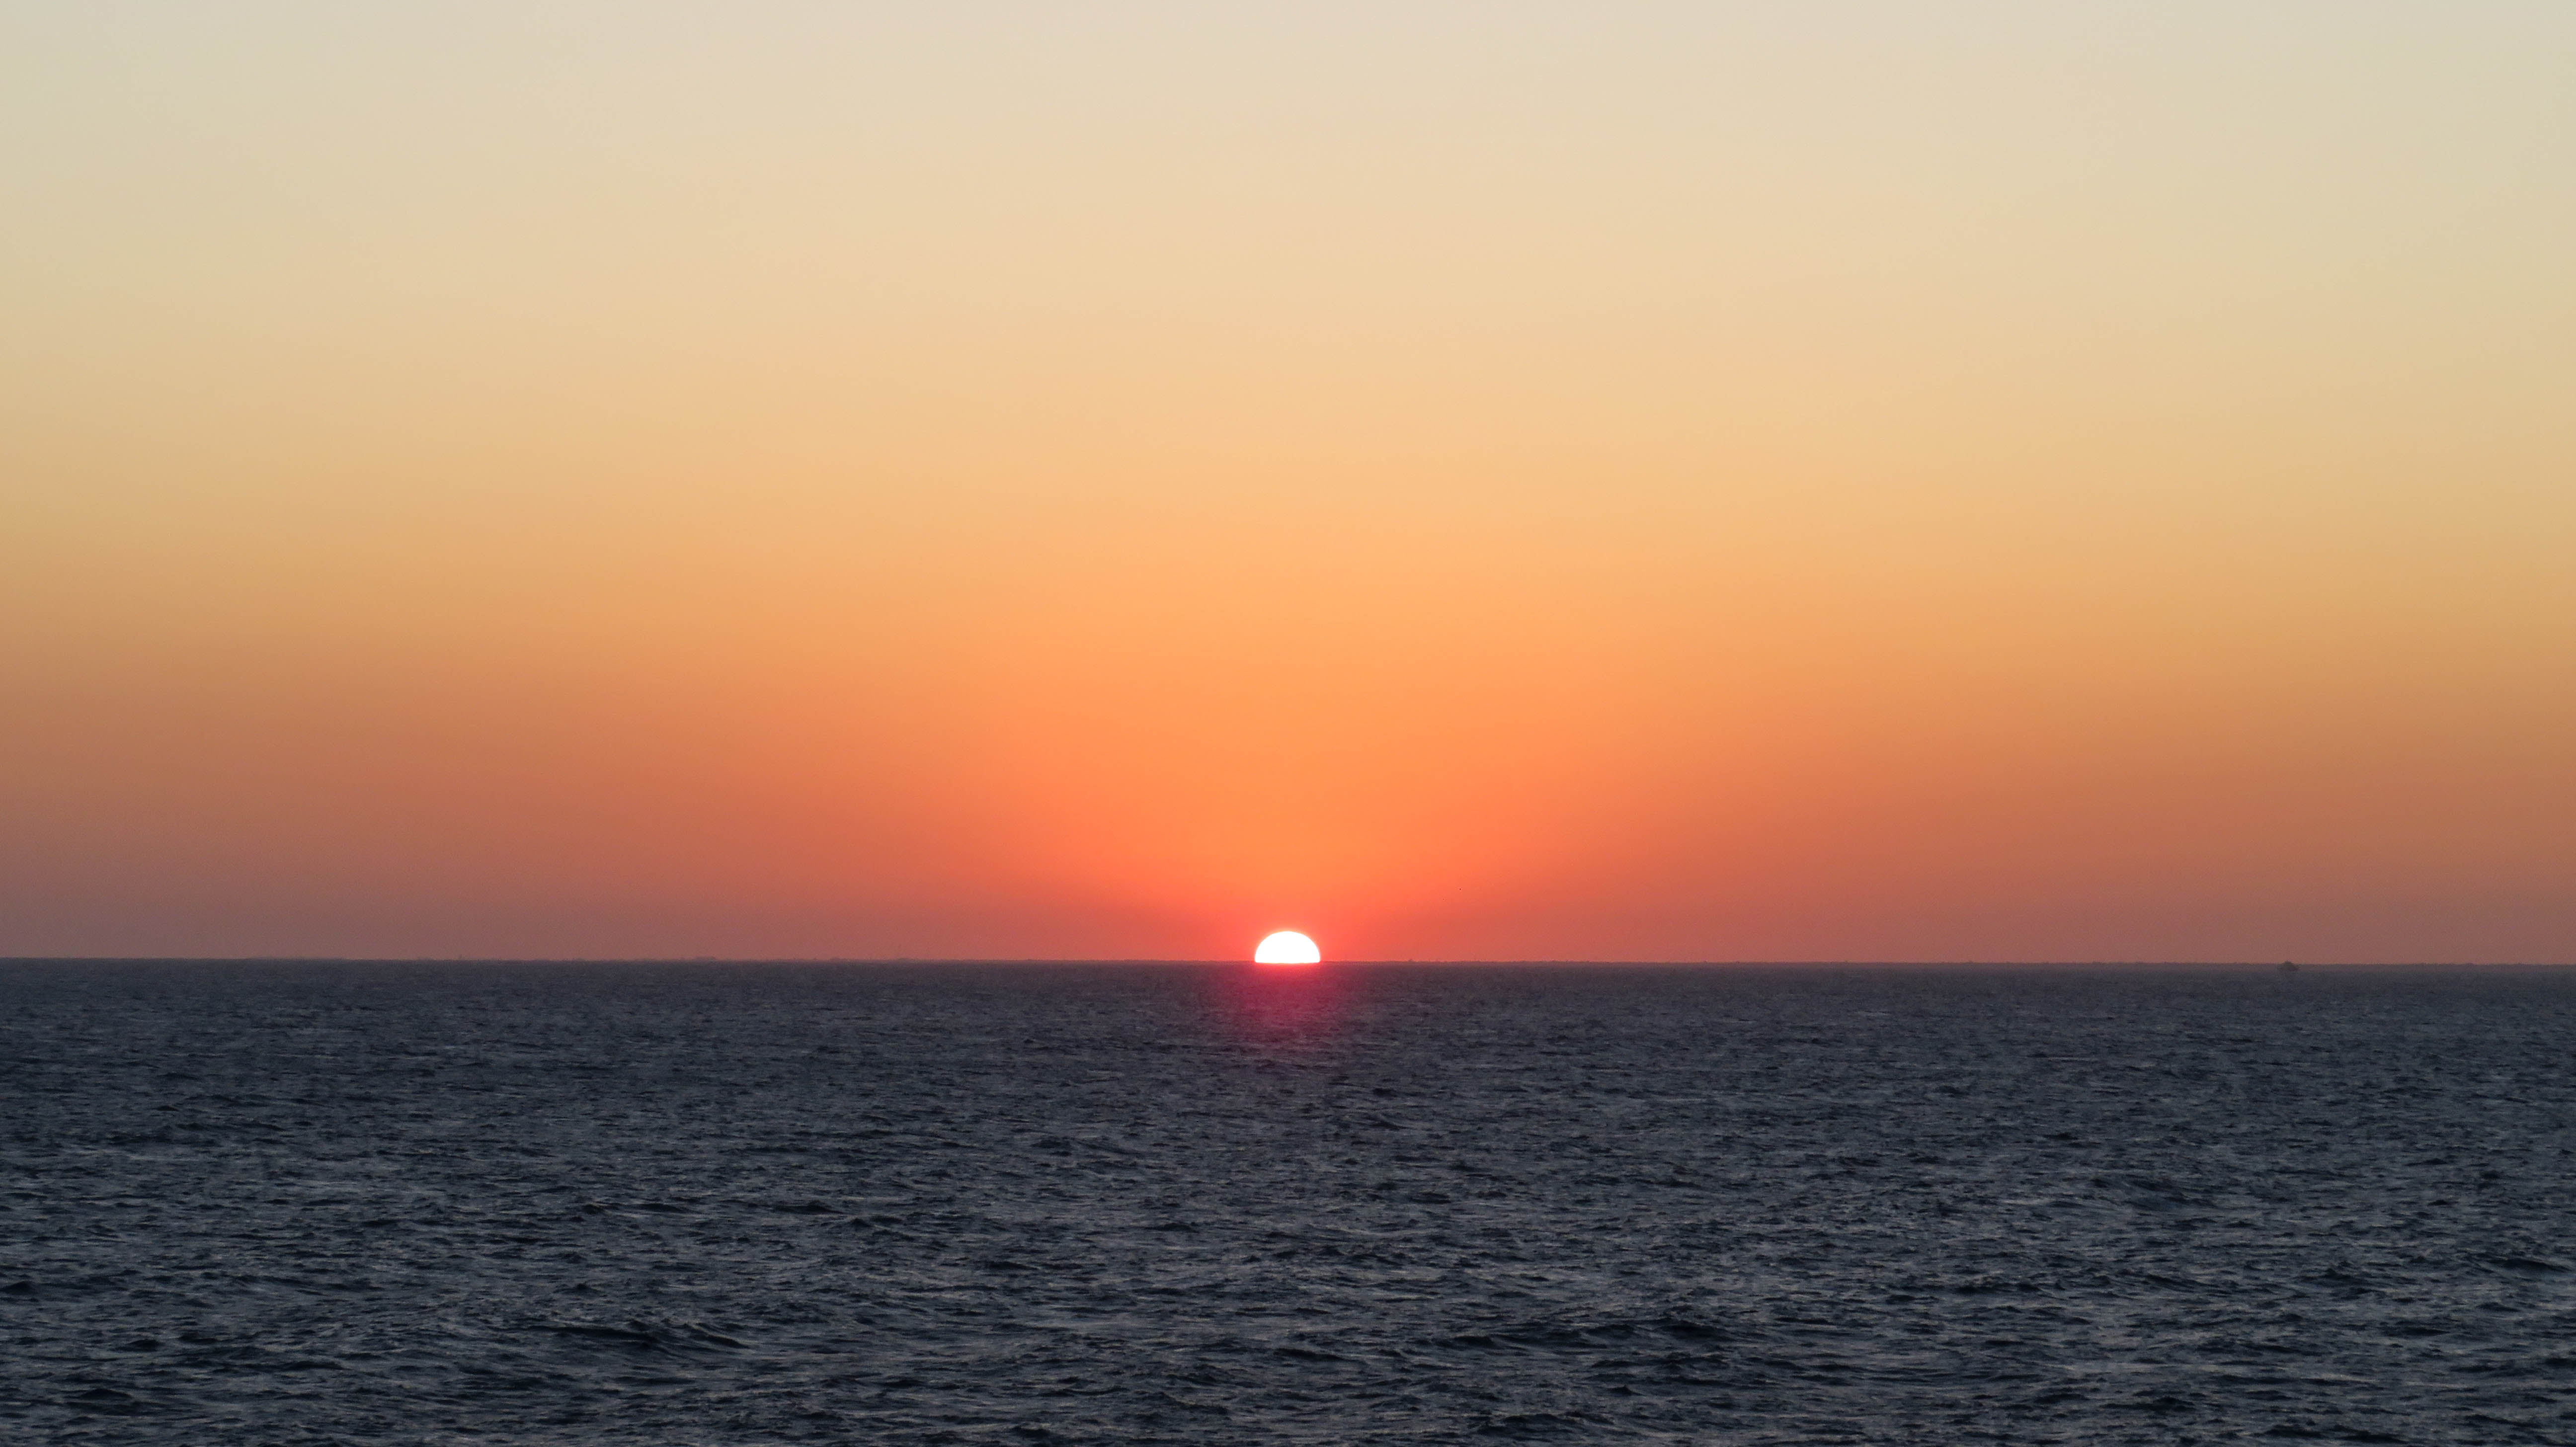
[[1254, 931, 1321, 965]]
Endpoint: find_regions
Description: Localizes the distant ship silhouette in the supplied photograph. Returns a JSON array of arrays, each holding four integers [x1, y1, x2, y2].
[[2278, 961, 2298, 974]]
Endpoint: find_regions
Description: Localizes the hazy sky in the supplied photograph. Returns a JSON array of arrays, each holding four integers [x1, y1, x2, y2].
[[6, 2, 2573, 961]]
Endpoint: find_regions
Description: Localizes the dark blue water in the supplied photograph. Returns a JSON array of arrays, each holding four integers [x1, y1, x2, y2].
[[5, 962, 2575, 1444]]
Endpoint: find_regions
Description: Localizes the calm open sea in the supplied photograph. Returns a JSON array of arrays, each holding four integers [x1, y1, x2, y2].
[[4, 962, 2574, 1444]]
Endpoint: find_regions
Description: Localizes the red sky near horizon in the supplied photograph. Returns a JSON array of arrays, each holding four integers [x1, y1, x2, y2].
[[6, 3, 2574, 962]]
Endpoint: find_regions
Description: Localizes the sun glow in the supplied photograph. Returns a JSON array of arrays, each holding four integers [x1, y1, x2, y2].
[[1254, 931, 1321, 965]]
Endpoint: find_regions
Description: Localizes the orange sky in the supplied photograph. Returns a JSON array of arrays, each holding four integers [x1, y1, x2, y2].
[[5, 3, 2574, 960]]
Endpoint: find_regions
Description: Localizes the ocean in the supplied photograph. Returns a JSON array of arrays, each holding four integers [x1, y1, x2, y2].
[[4, 961, 2572, 1444]]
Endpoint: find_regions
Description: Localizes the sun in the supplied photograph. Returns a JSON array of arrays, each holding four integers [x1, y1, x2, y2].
[[1253, 930, 1321, 965]]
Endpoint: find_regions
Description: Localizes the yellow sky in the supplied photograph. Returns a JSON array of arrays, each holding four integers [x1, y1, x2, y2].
[[5, 2, 2573, 959]]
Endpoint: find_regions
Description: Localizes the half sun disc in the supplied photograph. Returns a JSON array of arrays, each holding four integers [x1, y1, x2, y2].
[[1254, 931, 1321, 965]]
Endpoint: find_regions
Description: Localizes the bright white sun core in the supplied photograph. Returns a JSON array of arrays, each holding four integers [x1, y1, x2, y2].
[[1254, 931, 1321, 965]]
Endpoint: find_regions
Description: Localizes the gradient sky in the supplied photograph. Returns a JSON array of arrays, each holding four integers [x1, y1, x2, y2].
[[5, 1, 2573, 961]]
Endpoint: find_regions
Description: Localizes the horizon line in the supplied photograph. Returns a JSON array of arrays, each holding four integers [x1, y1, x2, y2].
[[3, 956, 2569, 969]]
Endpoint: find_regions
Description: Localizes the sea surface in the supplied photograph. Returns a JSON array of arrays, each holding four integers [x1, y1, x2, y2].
[[5, 962, 2575, 1445]]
